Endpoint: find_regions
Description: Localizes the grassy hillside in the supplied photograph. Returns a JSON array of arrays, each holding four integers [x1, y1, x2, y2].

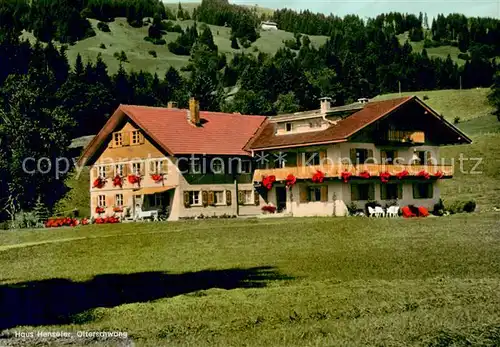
[[397, 32, 464, 65], [1, 214, 500, 345], [22, 17, 328, 76], [165, 2, 275, 17], [374, 88, 494, 122]]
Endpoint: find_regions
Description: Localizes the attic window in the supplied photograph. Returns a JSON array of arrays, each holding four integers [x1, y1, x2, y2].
[[131, 130, 141, 145], [113, 132, 123, 147], [285, 123, 293, 132]]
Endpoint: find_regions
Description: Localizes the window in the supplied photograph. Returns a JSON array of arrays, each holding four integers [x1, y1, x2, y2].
[[381, 183, 401, 200], [189, 191, 201, 205], [132, 162, 142, 176], [413, 151, 427, 165], [113, 132, 123, 147], [214, 191, 225, 205], [97, 166, 106, 178], [115, 194, 123, 207], [351, 184, 373, 201], [212, 160, 224, 174], [308, 187, 322, 202], [355, 149, 369, 164], [98, 195, 106, 207], [285, 122, 293, 132], [148, 193, 163, 207], [381, 150, 396, 164], [244, 190, 254, 204], [413, 183, 433, 199], [131, 130, 141, 145], [309, 120, 322, 128], [305, 152, 320, 166], [115, 164, 124, 177], [240, 160, 251, 174]]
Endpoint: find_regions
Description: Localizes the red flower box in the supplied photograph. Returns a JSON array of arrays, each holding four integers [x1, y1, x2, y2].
[[434, 170, 444, 179], [396, 170, 409, 179], [262, 175, 276, 190], [358, 170, 370, 179], [340, 171, 352, 183], [112, 175, 123, 188], [312, 170, 325, 183], [151, 174, 163, 183], [113, 207, 123, 213], [285, 174, 297, 188], [417, 170, 431, 180], [380, 171, 391, 183], [261, 205, 277, 213], [93, 177, 105, 189], [128, 174, 141, 185], [95, 206, 105, 214]]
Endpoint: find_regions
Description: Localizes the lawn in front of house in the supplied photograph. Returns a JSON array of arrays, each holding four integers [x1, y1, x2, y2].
[[1, 213, 499, 346]]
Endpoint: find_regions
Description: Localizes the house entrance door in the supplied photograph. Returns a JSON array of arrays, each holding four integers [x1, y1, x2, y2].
[[276, 186, 287, 213]]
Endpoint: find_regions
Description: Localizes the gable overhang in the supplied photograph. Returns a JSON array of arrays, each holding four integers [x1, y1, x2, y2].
[[248, 139, 348, 153], [77, 105, 175, 167]]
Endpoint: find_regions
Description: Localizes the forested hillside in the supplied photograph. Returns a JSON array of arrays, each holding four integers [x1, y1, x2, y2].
[[1, 0, 500, 220]]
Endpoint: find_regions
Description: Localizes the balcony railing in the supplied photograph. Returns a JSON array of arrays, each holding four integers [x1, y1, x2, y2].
[[253, 164, 453, 182]]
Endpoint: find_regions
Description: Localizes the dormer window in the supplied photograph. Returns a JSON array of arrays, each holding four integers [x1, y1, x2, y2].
[[131, 130, 141, 145], [285, 123, 292, 132], [113, 132, 123, 147]]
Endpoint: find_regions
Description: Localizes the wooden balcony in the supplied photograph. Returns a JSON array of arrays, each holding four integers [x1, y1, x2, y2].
[[386, 130, 425, 144], [253, 164, 453, 182]]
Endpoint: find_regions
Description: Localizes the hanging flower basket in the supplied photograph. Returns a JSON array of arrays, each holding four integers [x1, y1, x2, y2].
[[95, 206, 105, 214], [151, 173, 163, 183], [417, 170, 431, 180], [312, 170, 325, 183], [128, 174, 141, 185], [285, 174, 297, 188], [262, 175, 276, 190], [340, 171, 352, 183], [358, 170, 370, 179], [396, 170, 409, 179], [93, 177, 105, 189], [380, 171, 391, 183], [112, 175, 123, 188], [434, 170, 444, 179]]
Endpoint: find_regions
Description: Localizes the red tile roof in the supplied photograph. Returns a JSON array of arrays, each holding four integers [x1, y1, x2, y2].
[[247, 96, 413, 150], [120, 105, 267, 155]]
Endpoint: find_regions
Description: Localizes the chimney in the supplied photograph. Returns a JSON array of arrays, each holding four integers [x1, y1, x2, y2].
[[167, 101, 177, 109], [189, 97, 200, 126], [319, 97, 332, 114]]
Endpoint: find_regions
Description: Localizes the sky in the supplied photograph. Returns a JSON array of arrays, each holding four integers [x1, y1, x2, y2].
[[165, 0, 500, 19]]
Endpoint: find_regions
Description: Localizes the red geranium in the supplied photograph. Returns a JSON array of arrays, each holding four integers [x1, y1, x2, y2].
[[95, 206, 105, 214], [434, 170, 444, 179], [358, 170, 370, 179], [128, 174, 141, 185], [151, 173, 163, 183], [312, 170, 325, 183], [45, 217, 79, 228], [93, 177, 105, 189], [285, 174, 296, 188], [262, 175, 276, 190], [396, 170, 409, 179], [261, 205, 277, 213], [380, 171, 391, 183], [340, 171, 352, 183], [112, 175, 123, 188], [417, 170, 431, 180], [113, 206, 123, 213]]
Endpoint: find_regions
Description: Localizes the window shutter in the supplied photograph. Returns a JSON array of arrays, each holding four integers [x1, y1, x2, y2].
[[368, 184, 375, 200], [320, 185, 328, 202], [226, 190, 232, 206], [149, 160, 156, 175], [202, 191, 208, 207], [254, 191, 260, 206], [238, 190, 245, 205], [105, 165, 113, 178], [427, 183, 434, 198], [183, 191, 190, 207], [138, 132, 145, 144], [208, 191, 215, 206], [351, 184, 358, 201], [367, 149, 374, 163], [122, 164, 129, 177], [397, 184, 403, 199], [380, 184, 387, 200], [426, 151, 433, 165], [161, 160, 169, 174], [299, 185, 308, 203], [122, 131, 130, 146], [297, 152, 303, 166], [319, 150, 327, 163], [350, 148, 357, 165], [139, 163, 146, 176], [413, 184, 419, 199], [91, 167, 98, 180]]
